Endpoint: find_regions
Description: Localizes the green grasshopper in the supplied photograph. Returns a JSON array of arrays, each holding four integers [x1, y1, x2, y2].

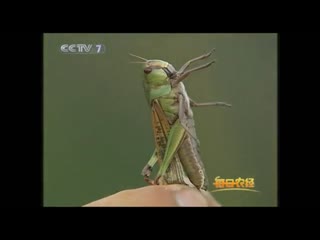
[[130, 49, 231, 191]]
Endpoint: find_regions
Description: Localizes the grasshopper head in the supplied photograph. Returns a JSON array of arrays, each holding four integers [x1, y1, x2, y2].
[[143, 60, 176, 85], [130, 53, 177, 103], [129, 54, 176, 85]]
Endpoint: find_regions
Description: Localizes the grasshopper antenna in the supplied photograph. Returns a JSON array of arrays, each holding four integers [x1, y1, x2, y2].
[[129, 53, 148, 62]]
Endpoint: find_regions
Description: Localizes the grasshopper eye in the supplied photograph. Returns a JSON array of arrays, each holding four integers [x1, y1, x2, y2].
[[144, 67, 152, 74]]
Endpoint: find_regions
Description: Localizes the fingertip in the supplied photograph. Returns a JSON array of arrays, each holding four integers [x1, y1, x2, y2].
[[83, 184, 221, 207], [200, 190, 221, 207], [175, 188, 208, 206]]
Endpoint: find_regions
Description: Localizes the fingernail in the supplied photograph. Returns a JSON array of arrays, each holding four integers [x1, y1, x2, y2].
[[175, 189, 208, 207]]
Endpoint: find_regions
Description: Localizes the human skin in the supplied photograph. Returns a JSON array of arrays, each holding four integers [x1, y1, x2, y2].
[[84, 184, 221, 207]]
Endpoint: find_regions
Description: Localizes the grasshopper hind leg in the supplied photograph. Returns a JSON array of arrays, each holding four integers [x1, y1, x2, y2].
[[142, 165, 155, 185], [141, 149, 159, 185]]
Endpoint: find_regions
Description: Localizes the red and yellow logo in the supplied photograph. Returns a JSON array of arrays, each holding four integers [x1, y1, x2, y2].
[[211, 176, 259, 193]]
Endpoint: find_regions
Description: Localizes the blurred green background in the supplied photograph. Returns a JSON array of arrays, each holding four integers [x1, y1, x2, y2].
[[44, 33, 277, 206]]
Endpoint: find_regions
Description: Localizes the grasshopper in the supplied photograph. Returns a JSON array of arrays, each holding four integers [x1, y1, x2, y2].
[[130, 49, 231, 191]]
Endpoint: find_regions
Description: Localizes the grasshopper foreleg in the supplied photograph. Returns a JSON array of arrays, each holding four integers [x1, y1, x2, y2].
[[173, 49, 216, 86], [176, 49, 215, 75]]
